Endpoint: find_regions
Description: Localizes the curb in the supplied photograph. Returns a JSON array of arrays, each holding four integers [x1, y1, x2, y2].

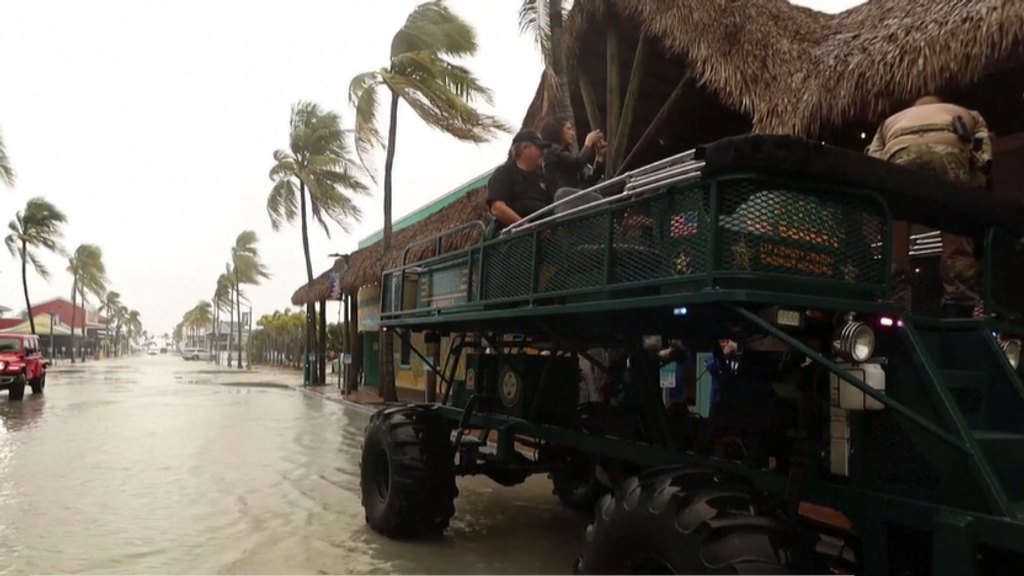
[[294, 386, 378, 415]]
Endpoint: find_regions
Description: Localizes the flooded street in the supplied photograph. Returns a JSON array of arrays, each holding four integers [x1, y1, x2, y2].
[[0, 356, 587, 575]]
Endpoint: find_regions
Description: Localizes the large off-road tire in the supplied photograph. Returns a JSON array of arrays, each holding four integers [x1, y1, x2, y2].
[[360, 405, 458, 539], [8, 374, 26, 401], [31, 373, 45, 394], [574, 467, 806, 574], [550, 452, 608, 513]]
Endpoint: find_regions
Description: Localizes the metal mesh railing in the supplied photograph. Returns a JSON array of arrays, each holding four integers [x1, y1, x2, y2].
[[380, 174, 890, 317], [715, 179, 886, 286]]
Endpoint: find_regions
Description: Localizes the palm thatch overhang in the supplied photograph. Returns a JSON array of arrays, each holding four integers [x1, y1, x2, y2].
[[522, 0, 1024, 165], [292, 0, 1024, 306], [291, 184, 492, 306]]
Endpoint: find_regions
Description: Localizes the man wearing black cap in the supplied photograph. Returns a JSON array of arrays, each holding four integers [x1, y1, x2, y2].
[[486, 129, 552, 234]]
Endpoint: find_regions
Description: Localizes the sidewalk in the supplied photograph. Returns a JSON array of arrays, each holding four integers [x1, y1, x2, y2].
[[298, 382, 424, 411], [250, 364, 425, 411]]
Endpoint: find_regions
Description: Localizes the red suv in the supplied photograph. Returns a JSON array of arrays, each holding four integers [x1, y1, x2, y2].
[[0, 333, 48, 401]]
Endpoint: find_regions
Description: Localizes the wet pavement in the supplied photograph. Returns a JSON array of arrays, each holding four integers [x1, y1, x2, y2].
[[0, 355, 588, 575]]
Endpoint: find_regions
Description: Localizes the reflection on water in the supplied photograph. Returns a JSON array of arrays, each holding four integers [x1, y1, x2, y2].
[[0, 357, 586, 575]]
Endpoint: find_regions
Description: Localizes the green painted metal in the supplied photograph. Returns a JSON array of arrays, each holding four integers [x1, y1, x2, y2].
[[732, 306, 965, 450], [695, 352, 712, 417], [368, 161, 1024, 574], [379, 174, 892, 324]]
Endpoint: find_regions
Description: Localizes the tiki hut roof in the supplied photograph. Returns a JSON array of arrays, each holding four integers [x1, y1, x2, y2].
[[291, 183, 492, 305], [525, 0, 1024, 157], [293, 0, 1024, 306]]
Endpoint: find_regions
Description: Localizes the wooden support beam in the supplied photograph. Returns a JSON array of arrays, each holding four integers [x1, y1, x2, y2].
[[578, 72, 603, 134], [609, 32, 648, 175], [605, 18, 621, 174], [616, 71, 692, 177]]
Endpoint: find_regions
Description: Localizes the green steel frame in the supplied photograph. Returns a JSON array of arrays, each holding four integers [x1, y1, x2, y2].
[[373, 170, 1024, 575]]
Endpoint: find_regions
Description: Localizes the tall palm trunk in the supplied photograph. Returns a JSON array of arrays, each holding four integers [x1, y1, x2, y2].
[[380, 90, 400, 402], [548, 0, 577, 154], [298, 179, 318, 383], [69, 278, 78, 363], [212, 303, 218, 364], [227, 287, 235, 364], [78, 286, 87, 361], [235, 280, 243, 369], [20, 241, 35, 334]]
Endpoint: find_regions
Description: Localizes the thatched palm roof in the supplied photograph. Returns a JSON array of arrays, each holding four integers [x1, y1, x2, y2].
[[291, 184, 491, 305], [526, 0, 1024, 153], [293, 0, 1024, 306]]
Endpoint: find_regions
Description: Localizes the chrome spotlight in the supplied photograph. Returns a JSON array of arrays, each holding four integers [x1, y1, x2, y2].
[[833, 321, 875, 363], [1000, 338, 1021, 370]]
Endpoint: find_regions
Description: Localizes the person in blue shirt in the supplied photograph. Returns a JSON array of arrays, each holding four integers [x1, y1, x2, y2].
[[706, 339, 738, 417]]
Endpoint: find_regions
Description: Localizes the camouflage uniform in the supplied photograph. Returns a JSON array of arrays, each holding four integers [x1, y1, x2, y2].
[[865, 105, 993, 317]]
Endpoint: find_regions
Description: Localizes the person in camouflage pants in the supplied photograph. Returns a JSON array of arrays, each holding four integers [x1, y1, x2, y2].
[[866, 95, 993, 318]]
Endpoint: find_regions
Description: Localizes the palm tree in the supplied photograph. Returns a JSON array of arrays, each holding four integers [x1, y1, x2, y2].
[[66, 244, 109, 363], [99, 290, 122, 357], [268, 101, 370, 381], [183, 301, 213, 348], [214, 272, 232, 364], [349, 0, 510, 400], [0, 128, 13, 187], [111, 304, 128, 356], [5, 197, 68, 334], [518, 0, 576, 150], [125, 309, 142, 354], [229, 231, 270, 369]]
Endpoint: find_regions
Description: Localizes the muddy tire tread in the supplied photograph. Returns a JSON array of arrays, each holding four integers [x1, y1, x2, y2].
[[361, 405, 458, 539], [575, 466, 797, 575]]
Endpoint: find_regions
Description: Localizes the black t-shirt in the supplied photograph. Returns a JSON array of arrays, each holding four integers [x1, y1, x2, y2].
[[486, 161, 550, 222]]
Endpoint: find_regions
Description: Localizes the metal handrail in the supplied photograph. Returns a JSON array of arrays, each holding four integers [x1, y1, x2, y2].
[[623, 160, 704, 192], [400, 220, 486, 266], [508, 164, 705, 236], [501, 148, 699, 235]]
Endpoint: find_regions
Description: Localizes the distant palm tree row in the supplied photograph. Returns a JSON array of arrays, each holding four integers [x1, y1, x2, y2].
[[260, 0, 513, 390], [174, 230, 270, 369], [3, 197, 144, 360], [172, 1, 524, 386]]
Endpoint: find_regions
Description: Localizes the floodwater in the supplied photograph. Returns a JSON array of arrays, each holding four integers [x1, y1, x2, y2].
[[0, 356, 588, 575]]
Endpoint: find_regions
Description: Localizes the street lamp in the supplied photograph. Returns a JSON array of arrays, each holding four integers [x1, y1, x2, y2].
[[49, 308, 56, 359]]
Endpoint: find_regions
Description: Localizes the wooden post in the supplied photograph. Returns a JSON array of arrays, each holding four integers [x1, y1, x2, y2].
[[617, 71, 692, 176], [605, 17, 622, 174], [318, 299, 327, 384], [609, 32, 648, 175], [348, 294, 363, 393], [547, 0, 578, 155], [578, 72, 603, 133], [342, 290, 350, 392]]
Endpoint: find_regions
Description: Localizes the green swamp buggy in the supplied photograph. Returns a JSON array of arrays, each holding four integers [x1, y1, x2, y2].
[[358, 134, 1024, 575]]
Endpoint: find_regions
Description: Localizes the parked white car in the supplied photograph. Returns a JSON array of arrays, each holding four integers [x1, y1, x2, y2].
[[180, 347, 210, 361]]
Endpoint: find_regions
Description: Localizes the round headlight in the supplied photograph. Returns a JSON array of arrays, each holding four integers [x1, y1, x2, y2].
[[1000, 339, 1021, 370], [834, 321, 875, 363], [0, 361, 5, 370]]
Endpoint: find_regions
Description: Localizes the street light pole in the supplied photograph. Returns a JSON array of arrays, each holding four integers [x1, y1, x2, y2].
[[49, 308, 55, 359]]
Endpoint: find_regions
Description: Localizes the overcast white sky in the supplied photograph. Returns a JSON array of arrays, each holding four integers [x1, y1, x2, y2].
[[0, 0, 865, 336]]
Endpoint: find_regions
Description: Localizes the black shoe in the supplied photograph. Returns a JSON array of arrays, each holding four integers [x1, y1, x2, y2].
[[941, 303, 975, 319]]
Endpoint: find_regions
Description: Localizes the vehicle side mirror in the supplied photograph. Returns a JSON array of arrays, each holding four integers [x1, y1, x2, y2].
[[43, 361, 51, 368]]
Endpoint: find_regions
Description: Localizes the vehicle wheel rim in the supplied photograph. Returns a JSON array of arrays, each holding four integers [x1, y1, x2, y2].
[[374, 448, 391, 502]]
